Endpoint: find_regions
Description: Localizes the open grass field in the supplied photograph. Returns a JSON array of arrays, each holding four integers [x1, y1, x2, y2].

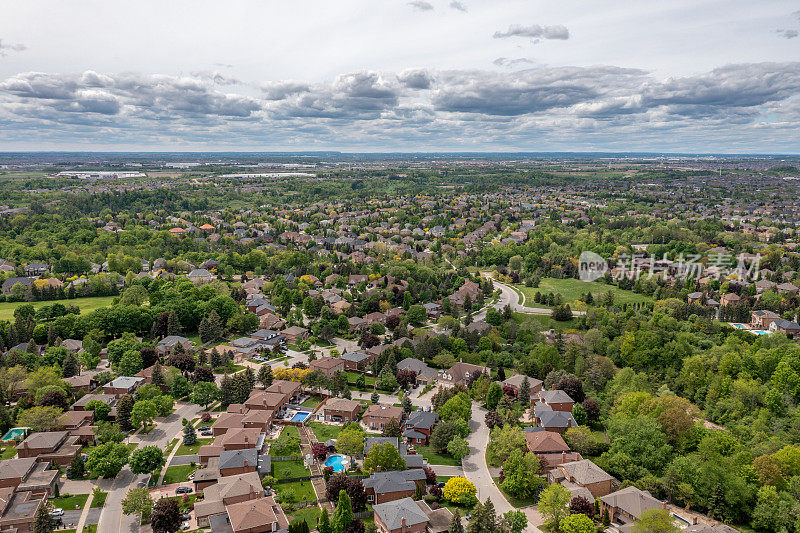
[[0, 295, 116, 321], [515, 277, 652, 309], [513, 312, 581, 331]]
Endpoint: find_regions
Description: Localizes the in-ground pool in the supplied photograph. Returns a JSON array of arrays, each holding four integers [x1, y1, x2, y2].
[[290, 411, 311, 423], [324, 454, 346, 472], [1, 428, 26, 441], [733, 323, 746, 329]]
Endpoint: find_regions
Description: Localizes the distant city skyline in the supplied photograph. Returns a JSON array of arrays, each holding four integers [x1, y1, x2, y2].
[[1, 0, 799, 152]]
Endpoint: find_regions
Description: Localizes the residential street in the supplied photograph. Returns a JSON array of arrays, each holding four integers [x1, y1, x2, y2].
[[97, 402, 203, 533], [464, 405, 544, 533]]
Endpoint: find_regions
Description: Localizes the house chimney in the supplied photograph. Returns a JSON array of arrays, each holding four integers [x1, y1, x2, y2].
[[692, 518, 698, 525], [244, 458, 248, 467], [561, 452, 566, 463], [401, 518, 406, 528], [661, 501, 667, 510]]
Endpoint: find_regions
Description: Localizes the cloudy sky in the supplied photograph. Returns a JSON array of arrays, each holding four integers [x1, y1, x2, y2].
[[1, 0, 799, 152]]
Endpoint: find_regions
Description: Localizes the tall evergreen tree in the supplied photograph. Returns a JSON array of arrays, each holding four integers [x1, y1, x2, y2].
[[166, 311, 182, 336], [318, 509, 332, 533], [33, 504, 56, 533], [62, 353, 81, 378], [182, 422, 196, 446], [219, 374, 234, 407], [517, 377, 530, 406], [331, 490, 353, 533], [117, 394, 135, 431], [257, 365, 273, 388], [449, 509, 464, 533], [151, 362, 165, 388]]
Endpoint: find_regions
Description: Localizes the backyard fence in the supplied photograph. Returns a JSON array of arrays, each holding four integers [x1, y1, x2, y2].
[[276, 474, 322, 483], [271, 455, 303, 462]]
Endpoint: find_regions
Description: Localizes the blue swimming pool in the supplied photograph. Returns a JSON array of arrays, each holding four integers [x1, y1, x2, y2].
[[290, 412, 311, 423], [1, 428, 27, 441], [324, 454, 346, 472]]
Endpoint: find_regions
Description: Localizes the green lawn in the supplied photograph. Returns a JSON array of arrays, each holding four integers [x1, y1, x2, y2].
[[83, 525, 98, 533], [50, 494, 89, 511], [176, 438, 213, 456], [0, 295, 117, 321], [300, 397, 323, 409], [515, 277, 652, 309], [162, 465, 196, 485], [164, 495, 197, 513], [272, 460, 310, 480], [90, 490, 107, 508], [414, 445, 461, 466], [0, 446, 18, 459], [344, 371, 376, 385], [513, 312, 581, 331], [274, 481, 316, 504], [306, 422, 341, 443], [288, 506, 321, 529]]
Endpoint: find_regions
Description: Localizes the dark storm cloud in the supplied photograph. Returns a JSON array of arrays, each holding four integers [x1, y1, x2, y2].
[[493, 24, 570, 41]]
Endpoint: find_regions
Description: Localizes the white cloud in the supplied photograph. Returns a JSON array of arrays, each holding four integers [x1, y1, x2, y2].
[[408, 1, 433, 11], [493, 24, 570, 41]]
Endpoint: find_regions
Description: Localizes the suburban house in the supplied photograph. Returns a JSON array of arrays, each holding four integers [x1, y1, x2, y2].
[[103, 376, 145, 397], [218, 449, 269, 477], [194, 472, 264, 527], [320, 398, 361, 424], [533, 404, 577, 434], [752, 309, 781, 329], [362, 404, 403, 431], [372, 497, 452, 533], [0, 486, 46, 533], [0, 458, 59, 497], [397, 358, 439, 387], [537, 389, 575, 412], [63, 373, 99, 393], [402, 411, 440, 446], [525, 431, 582, 472], [221, 496, 289, 533], [548, 459, 614, 499], [264, 380, 303, 403], [363, 469, 427, 504], [156, 335, 193, 356], [720, 293, 741, 306], [502, 374, 543, 403], [281, 326, 309, 343], [439, 362, 488, 387], [245, 390, 288, 417], [770, 319, 800, 336], [187, 268, 216, 284], [341, 351, 375, 371], [599, 486, 665, 525], [309, 357, 345, 378], [16, 431, 82, 466], [72, 394, 116, 416]]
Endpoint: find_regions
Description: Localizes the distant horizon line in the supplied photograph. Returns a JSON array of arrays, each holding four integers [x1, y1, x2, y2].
[[1, 150, 799, 157]]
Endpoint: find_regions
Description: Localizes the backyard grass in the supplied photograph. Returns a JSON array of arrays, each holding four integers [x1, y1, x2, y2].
[[272, 460, 310, 480], [50, 494, 89, 511], [0, 447, 18, 459], [344, 371, 376, 386], [414, 445, 461, 466], [0, 295, 116, 321], [306, 422, 342, 443], [176, 438, 213, 456], [90, 490, 107, 508], [164, 494, 197, 513], [274, 481, 316, 504], [515, 277, 653, 309], [287, 506, 321, 529], [83, 525, 97, 533], [300, 396, 323, 409], [162, 465, 196, 485]]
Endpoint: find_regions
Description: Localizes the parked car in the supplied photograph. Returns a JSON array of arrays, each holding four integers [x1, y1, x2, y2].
[[181, 522, 190, 530], [50, 509, 64, 517], [176, 486, 192, 494], [198, 426, 210, 431], [200, 431, 212, 436], [181, 514, 191, 520]]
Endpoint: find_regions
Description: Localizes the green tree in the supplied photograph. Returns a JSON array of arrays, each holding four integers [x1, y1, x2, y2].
[[318, 508, 332, 533], [331, 490, 353, 533], [363, 442, 406, 473], [85, 442, 130, 478], [17, 406, 63, 432], [407, 305, 427, 325], [33, 504, 56, 533], [449, 509, 464, 533], [633, 509, 679, 533], [560, 513, 595, 533], [121, 487, 154, 519], [86, 399, 111, 421], [258, 364, 273, 387], [502, 511, 527, 533], [447, 435, 470, 463], [337, 424, 366, 457], [129, 446, 165, 474], [538, 484, 571, 528], [183, 423, 197, 446], [488, 424, 527, 464], [68, 454, 85, 479], [486, 382, 502, 410], [131, 399, 158, 430], [466, 499, 496, 533], [382, 418, 401, 438], [61, 352, 81, 378], [117, 394, 135, 431], [192, 381, 219, 408], [500, 449, 541, 498]]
